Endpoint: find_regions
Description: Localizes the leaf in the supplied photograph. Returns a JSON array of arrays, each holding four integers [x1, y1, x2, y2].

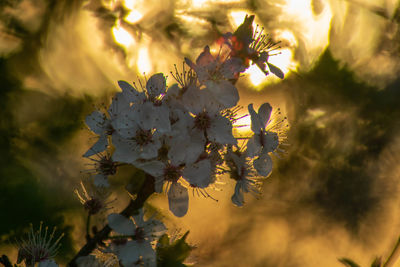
[[157, 231, 194, 267], [370, 257, 382, 267], [267, 62, 285, 79], [338, 258, 361, 267]]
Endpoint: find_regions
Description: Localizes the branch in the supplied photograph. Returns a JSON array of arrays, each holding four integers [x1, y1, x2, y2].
[[67, 174, 155, 267], [0, 255, 13, 267]]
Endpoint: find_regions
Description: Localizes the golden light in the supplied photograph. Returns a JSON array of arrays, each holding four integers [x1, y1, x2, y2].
[[233, 111, 252, 136], [229, 10, 248, 28], [125, 9, 143, 23], [192, 0, 209, 8], [137, 46, 152, 74], [123, 0, 136, 9], [268, 48, 295, 74], [246, 64, 266, 86], [274, 29, 298, 47], [111, 25, 135, 48], [277, 0, 332, 55]]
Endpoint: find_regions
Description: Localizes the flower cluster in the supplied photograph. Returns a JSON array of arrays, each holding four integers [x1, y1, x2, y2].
[[77, 14, 284, 266]]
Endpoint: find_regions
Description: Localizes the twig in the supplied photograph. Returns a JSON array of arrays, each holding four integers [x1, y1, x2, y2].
[[0, 255, 13, 267], [67, 174, 155, 267]]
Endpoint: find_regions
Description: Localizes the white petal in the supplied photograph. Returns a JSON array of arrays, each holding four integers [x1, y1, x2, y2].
[[108, 213, 135, 235], [118, 80, 146, 103], [153, 105, 171, 133], [146, 73, 166, 97], [168, 182, 189, 217], [195, 45, 215, 66], [154, 176, 164, 193], [258, 103, 272, 129], [108, 92, 130, 118], [183, 159, 211, 188], [135, 102, 155, 130], [38, 259, 58, 267], [94, 174, 109, 187], [111, 134, 139, 163], [261, 131, 279, 153], [248, 104, 262, 133], [254, 154, 273, 177], [208, 116, 237, 145], [140, 138, 161, 159], [245, 135, 261, 158], [267, 62, 285, 79], [168, 134, 190, 166], [117, 241, 141, 265], [205, 80, 239, 109], [83, 134, 108, 157], [138, 242, 156, 264], [85, 111, 106, 135], [111, 110, 135, 131], [135, 160, 165, 177], [231, 182, 244, 207], [220, 57, 246, 79], [181, 84, 204, 115]]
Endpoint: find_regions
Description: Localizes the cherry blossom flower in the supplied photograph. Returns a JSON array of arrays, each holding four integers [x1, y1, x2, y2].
[[185, 46, 245, 108], [246, 103, 279, 158], [16, 222, 63, 267], [107, 209, 166, 266], [118, 73, 171, 133], [83, 152, 119, 187], [74, 180, 113, 215], [225, 148, 272, 206], [223, 15, 284, 79], [137, 159, 212, 217], [182, 85, 237, 146], [84, 92, 131, 157]]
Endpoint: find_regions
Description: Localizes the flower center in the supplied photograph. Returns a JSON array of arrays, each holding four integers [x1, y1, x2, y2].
[[135, 227, 145, 242], [134, 129, 153, 146], [99, 156, 118, 176], [163, 164, 181, 183], [84, 199, 103, 215], [194, 111, 211, 130]]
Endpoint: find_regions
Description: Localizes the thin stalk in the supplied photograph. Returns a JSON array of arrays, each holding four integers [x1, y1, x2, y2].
[[384, 235, 400, 267], [85, 214, 91, 241], [67, 174, 155, 267]]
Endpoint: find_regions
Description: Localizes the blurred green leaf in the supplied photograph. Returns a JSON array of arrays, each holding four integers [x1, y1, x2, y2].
[[370, 257, 382, 267], [338, 258, 360, 267], [157, 231, 194, 267]]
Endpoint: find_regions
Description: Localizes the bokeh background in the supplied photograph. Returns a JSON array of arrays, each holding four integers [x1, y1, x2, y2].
[[1, 0, 400, 266]]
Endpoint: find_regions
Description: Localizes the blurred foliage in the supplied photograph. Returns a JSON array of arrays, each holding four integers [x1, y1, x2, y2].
[[157, 231, 194, 267], [276, 48, 400, 230]]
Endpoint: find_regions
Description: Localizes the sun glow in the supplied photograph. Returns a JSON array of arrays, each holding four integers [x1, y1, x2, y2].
[[137, 46, 152, 74], [125, 9, 143, 23], [112, 25, 135, 48], [229, 10, 248, 27]]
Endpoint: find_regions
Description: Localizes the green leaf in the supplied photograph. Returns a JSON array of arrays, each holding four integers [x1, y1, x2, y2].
[[157, 231, 194, 267], [338, 258, 361, 267], [370, 257, 382, 267]]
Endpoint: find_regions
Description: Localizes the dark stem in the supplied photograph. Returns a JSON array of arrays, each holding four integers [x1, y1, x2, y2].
[[0, 255, 12, 267], [85, 214, 91, 242], [384, 235, 400, 267], [67, 174, 155, 267]]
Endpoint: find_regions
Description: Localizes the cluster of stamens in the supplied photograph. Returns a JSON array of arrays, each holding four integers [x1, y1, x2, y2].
[[194, 111, 211, 130], [163, 164, 182, 183], [98, 154, 118, 176], [16, 222, 64, 265], [250, 25, 281, 57], [133, 129, 154, 146], [170, 63, 196, 92]]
